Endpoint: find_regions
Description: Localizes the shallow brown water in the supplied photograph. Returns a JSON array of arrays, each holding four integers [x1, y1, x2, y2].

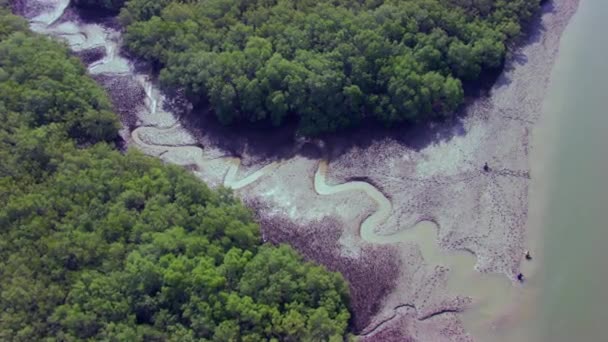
[[315, 160, 517, 340], [478, 1, 608, 340], [537, 0, 608, 340]]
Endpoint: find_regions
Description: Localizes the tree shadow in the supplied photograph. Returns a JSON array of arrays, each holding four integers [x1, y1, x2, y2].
[[175, 1, 558, 162], [64, 4, 120, 28], [179, 106, 303, 162], [61, 0, 558, 164], [500, 0, 554, 74], [179, 104, 469, 164], [490, 0, 555, 92]]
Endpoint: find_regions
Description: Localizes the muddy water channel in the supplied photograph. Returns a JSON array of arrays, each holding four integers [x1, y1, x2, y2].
[[20, 0, 584, 340]]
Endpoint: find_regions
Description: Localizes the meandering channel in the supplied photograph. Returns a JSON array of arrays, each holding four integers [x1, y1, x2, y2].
[[24, 0, 527, 339], [314, 159, 519, 337], [130, 85, 281, 190], [315, 160, 394, 243]]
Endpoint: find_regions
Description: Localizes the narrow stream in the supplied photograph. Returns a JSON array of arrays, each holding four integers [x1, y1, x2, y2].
[[315, 160, 520, 339], [28, 0, 281, 191], [20, 1, 584, 340]]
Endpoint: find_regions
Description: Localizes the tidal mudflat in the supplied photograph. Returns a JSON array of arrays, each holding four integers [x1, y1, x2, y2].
[[17, 0, 580, 339]]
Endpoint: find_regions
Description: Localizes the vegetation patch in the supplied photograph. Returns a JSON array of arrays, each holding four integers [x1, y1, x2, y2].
[[0, 8, 352, 341], [113, 0, 540, 135]]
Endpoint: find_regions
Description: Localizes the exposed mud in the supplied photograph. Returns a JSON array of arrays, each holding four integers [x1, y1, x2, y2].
[[19, 0, 580, 339]]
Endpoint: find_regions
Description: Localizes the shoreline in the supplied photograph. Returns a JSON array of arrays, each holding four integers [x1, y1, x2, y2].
[[16, 0, 581, 339], [360, 1, 581, 339]]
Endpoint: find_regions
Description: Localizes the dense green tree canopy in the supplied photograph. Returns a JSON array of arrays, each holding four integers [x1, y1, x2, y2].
[[0, 8, 352, 341], [118, 0, 540, 134], [0, 29, 119, 143]]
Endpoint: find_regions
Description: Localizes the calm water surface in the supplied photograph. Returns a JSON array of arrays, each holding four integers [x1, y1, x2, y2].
[[540, 0, 608, 340]]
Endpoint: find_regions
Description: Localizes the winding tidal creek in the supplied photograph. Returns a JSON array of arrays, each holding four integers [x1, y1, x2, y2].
[[18, 0, 590, 340]]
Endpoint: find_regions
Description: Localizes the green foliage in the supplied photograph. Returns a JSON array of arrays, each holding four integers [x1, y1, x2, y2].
[[0, 9, 352, 341], [120, 0, 540, 135], [0, 27, 120, 143], [0, 6, 27, 39], [1, 144, 351, 341]]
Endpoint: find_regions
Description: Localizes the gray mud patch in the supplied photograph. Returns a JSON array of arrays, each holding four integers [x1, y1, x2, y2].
[[74, 45, 105, 65], [10, 0, 46, 17], [257, 214, 402, 331], [240, 157, 473, 333], [93, 74, 145, 130], [325, 0, 579, 280], [360, 306, 472, 342]]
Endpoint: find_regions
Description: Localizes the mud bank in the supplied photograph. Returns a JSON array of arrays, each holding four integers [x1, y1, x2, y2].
[[329, 0, 579, 279], [18, 0, 579, 339]]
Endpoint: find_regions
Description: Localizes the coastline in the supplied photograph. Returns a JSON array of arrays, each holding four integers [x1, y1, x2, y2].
[[331, 0, 580, 338], [15, 0, 581, 340]]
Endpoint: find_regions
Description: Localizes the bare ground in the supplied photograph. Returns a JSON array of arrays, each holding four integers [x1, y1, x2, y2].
[[328, 0, 579, 280]]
